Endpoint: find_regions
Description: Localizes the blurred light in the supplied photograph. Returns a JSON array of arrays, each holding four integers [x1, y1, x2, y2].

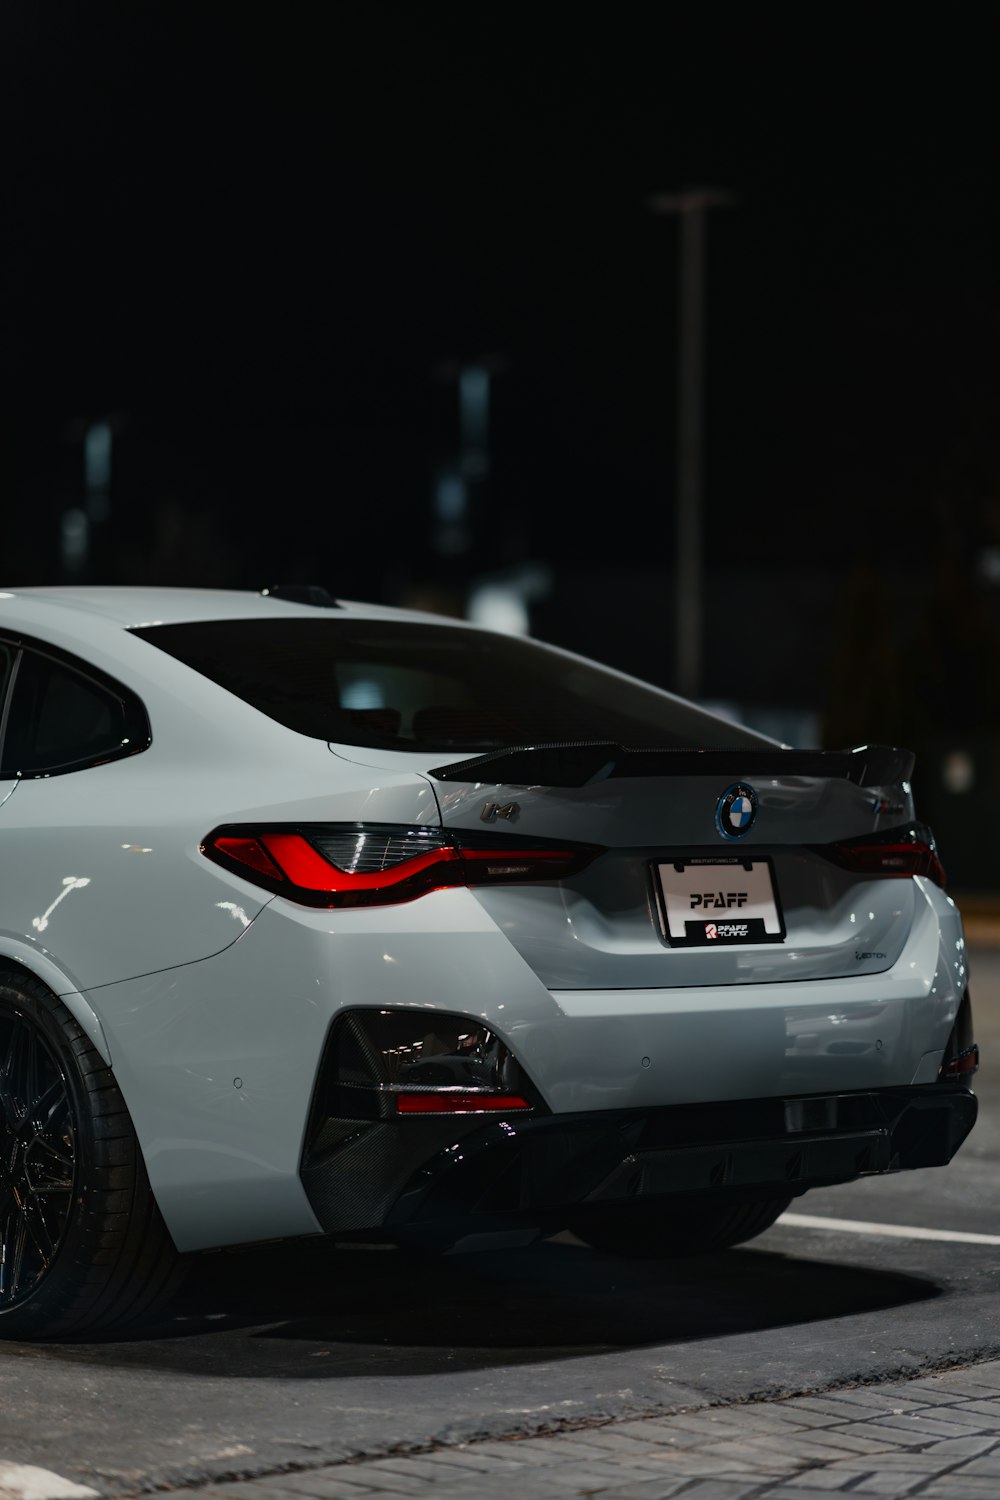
[[84, 421, 112, 523], [459, 364, 490, 477], [977, 547, 1000, 585], [61, 508, 89, 572], [942, 750, 974, 795], [466, 584, 530, 635], [84, 422, 112, 489], [434, 472, 467, 522], [341, 678, 385, 710], [701, 702, 818, 747], [433, 469, 470, 556]]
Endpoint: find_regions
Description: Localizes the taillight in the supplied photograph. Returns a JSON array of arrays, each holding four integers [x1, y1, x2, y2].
[[815, 824, 947, 889], [201, 822, 601, 907], [395, 1091, 531, 1114]]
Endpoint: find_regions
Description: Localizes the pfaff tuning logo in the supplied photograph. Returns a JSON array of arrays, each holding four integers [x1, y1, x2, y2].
[[690, 890, 749, 910]]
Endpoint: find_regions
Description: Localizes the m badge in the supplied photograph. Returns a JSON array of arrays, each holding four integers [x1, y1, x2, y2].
[[481, 801, 520, 823]]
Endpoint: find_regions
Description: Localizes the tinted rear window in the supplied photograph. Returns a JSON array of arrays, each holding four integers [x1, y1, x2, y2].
[[132, 618, 760, 752]]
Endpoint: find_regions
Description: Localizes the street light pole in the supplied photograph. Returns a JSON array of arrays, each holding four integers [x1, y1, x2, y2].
[[648, 188, 735, 701]]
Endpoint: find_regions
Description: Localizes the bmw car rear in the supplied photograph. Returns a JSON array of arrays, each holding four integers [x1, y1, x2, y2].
[[135, 609, 977, 1257]]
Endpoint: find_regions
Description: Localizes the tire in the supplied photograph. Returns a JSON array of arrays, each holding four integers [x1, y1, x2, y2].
[[0, 971, 182, 1339], [572, 1195, 793, 1258]]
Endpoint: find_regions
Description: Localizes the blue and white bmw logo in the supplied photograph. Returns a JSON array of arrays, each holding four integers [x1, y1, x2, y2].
[[716, 782, 758, 839]]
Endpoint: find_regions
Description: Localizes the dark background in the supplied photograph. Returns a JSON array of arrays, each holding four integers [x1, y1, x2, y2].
[[3, 6, 999, 878]]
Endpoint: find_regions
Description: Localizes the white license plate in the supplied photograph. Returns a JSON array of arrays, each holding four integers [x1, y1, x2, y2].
[[655, 857, 785, 947]]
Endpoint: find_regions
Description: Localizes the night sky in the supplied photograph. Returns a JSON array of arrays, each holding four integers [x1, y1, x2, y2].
[[3, 8, 1000, 748]]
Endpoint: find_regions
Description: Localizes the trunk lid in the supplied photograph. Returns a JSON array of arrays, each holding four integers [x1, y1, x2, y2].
[[429, 743, 921, 989]]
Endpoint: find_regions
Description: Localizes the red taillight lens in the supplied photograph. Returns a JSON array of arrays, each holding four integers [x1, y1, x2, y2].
[[261, 832, 461, 894], [817, 825, 946, 889], [213, 836, 285, 880], [202, 824, 600, 908], [834, 841, 946, 885], [395, 1091, 531, 1114]]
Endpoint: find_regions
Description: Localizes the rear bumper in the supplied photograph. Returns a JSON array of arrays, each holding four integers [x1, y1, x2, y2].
[[91, 885, 969, 1253], [302, 1084, 978, 1243]]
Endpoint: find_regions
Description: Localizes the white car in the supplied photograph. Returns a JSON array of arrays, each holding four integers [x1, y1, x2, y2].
[[0, 586, 978, 1338]]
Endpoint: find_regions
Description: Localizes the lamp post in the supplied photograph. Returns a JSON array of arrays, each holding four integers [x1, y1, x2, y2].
[[648, 188, 735, 701]]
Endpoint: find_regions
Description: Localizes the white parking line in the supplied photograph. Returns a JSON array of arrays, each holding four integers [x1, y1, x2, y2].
[[0, 1463, 99, 1500], [779, 1211, 1000, 1246]]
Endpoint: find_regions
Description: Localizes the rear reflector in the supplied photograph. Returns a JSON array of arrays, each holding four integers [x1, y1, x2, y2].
[[395, 1092, 532, 1114], [202, 823, 600, 907], [321, 1009, 542, 1117], [939, 1045, 979, 1079]]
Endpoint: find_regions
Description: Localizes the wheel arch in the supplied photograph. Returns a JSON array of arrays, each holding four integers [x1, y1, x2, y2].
[[0, 942, 111, 1063]]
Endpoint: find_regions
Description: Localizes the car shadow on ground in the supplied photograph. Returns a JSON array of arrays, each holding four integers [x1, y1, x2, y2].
[[38, 1233, 941, 1378]]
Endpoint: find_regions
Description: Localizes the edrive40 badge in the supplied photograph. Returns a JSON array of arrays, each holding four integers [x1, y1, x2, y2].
[[716, 782, 758, 839]]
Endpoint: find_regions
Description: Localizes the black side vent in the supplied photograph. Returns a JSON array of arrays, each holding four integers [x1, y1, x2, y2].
[[260, 585, 341, 608]]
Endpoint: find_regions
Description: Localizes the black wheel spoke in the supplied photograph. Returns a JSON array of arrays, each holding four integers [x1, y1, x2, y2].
[[19, 1198, 55, 1264], [0, 1010, 76, 1311], [26, 1030, 39, 1132], [7, 1213, 29, 1300], [0, 1210, 13, 1297], [0, 1022, 20, 1083], [3, 1022, 29, 1093], [25, 1135, 74, 1191], [29, 1079, 63, 1133]]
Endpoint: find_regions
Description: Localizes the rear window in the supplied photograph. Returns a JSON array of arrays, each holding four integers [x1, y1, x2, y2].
[[132, 618, 760, 753]]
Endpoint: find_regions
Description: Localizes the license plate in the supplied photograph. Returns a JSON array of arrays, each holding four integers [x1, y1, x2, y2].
[[655, 857, 785, 947]]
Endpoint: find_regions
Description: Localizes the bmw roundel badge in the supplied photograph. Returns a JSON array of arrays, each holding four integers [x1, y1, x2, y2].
[[716, 782, 758, 839]]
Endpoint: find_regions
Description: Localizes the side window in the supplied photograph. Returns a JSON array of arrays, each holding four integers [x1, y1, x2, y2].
[[0, 650, 144, 776], [0, 645, 12, 719]]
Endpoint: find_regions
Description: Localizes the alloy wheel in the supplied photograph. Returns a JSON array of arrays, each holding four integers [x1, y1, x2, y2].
[[0, 1009, 77, 1309]]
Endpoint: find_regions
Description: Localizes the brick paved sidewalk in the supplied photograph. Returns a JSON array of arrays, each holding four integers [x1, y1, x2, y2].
[[157, 1361, 1000, 1500]]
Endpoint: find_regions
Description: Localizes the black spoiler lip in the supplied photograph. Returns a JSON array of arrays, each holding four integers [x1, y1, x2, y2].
[[428, 742, 916, 789]]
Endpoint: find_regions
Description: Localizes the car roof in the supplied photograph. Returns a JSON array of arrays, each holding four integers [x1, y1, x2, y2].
[[0, 586, 449, 630]]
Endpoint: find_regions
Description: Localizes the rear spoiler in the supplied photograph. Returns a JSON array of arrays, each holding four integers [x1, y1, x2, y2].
[[429, 742, 915, 789]]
